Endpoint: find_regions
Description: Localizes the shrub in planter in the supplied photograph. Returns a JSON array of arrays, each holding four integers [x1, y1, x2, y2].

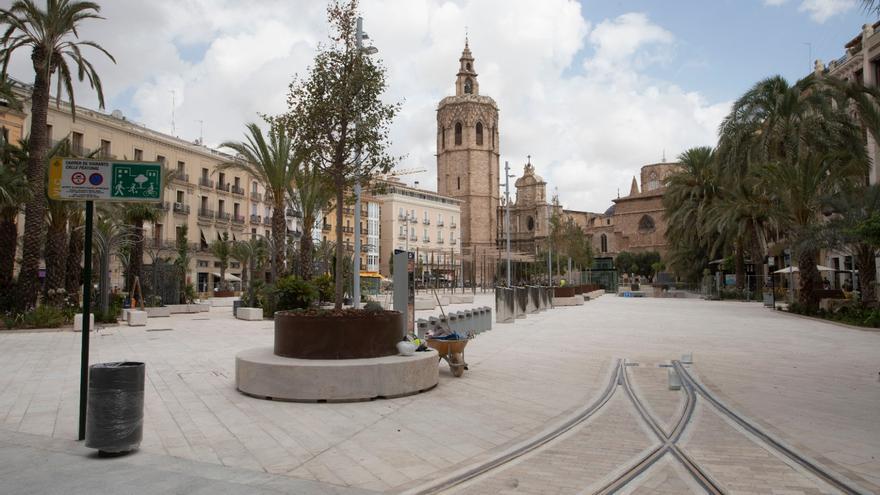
[[312, 274, 334, 303], [3, 305, 70, 329], [274, 276, 318, 311]]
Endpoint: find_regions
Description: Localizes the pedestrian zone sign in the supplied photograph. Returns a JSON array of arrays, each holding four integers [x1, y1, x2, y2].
[[49, 158, 163, 202]]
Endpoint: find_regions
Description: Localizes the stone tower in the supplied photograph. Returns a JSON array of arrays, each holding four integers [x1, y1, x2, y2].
[[436, 39, 500, 255]]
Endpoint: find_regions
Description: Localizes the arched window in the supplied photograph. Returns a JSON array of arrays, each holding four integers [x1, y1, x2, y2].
[[466, 62, 471, 71], [476, 122, 483, 146], [600, 234, 608, 253], [638, 215, 655, 233], [454, 122, 462, 145], [464, 77, 473, 94], [647, 171, 659, 191]]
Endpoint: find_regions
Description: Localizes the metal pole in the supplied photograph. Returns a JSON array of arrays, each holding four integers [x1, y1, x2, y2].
[[352, 16, 366, 309], [504, 161, 511, 287], [78, 200, 94, 441]]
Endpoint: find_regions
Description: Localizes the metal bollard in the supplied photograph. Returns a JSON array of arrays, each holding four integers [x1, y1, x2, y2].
[[428, 316, 440, 336], [462, 309, 473, 333], [416, 319, 429, 340]]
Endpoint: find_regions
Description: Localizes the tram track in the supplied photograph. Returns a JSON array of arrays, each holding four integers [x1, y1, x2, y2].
[[674, 361, 870, 495], [407, 357, 860, 495]]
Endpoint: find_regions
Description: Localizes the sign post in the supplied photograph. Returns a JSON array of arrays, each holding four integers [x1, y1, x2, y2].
[[49, 158, 163, 441]]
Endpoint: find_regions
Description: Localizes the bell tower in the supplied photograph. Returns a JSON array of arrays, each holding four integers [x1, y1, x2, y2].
[[436, 39, 500, 257]]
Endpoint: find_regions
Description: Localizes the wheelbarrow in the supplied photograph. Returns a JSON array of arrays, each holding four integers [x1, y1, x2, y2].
[[426, 338, 469, 377]]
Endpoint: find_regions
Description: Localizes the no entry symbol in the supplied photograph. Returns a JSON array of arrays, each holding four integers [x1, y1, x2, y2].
[[71, 172, 86, 185]]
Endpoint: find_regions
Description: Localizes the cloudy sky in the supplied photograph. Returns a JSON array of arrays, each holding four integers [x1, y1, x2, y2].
[[2, 0, 874, 211]]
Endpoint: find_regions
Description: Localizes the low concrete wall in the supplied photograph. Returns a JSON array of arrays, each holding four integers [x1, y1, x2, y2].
[[145, 306, 171, 317], [414, 298, 435, 310], [514, 287, 528, 319], [209, 297, 237, 307], [552, 296, 578, 306], [586, 289, 605, 300], [448, 294, 474, 304]]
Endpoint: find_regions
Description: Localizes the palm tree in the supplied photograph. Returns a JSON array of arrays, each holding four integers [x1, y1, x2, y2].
[[121, 203, 161, 292], [0, 136, 29, 303], [210, 232, 232, 292], [44, 197, 72, 305], [64, 207, 83, 299], [663, 147, 720, 282], [92, 210, 136, 314], [232, 236, 267, 306], [290, 160, 332, 280], [173, 225, 192, 304], [220, 122, 300, 283], [1, 0, 115, 309]]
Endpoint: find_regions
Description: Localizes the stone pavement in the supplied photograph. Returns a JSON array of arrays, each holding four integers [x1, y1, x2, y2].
[[0, 294, 877, 493]]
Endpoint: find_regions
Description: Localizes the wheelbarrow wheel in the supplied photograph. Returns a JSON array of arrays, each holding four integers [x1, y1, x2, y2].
[[450, 353, 465, 377]]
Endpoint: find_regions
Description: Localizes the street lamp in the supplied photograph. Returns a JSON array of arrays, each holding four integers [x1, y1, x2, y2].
[[353, 16, 377, 309]]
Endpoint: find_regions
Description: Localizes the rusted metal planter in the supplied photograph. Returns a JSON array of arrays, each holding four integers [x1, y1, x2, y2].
[[274, 310, 402, 359]]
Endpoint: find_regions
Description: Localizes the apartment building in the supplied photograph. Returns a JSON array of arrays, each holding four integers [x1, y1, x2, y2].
[[319, 192, 380, 273], [10, 79, 302, 295], [373, 179, 462, 281]]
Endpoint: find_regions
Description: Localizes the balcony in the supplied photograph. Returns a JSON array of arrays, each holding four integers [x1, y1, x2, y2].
[[216, 182, 230, 193], [342, 207, 353, 216], [437, 220, 444, 227], [422, 237, 430, 243], [437, 238, 445, 244], [450, 222, 457, 229], [410, 235, 417, 241], [422, 218, 430, 225], [173, 202, 190, 215], [231, 185, 245, 196], [322, 223, 332, 232], [173, 172, 189, 183], [217, 211, 231, 222], [159, 202, 171, 211], [398, 233, 406, 240], [197, 208, 214, 219], [285, 207, 302, 218], [263, 216, 272, 226], [398, 213, 407, 221], [198, 177, 213, 189], [251, 191, 262, 202], [342, 226, 354, 234], [361, 244, 370, 253], [250, 214, 261, 224], [232, 215, 245, 224]]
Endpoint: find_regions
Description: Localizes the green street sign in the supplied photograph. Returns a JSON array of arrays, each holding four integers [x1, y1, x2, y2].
[[49, 158, 164, 202]]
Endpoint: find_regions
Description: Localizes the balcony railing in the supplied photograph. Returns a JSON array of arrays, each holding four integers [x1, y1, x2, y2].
[[250, 214, 261, 224], [398, 213, 407, 220], [422, 218, 430, 225], [216, 182, 230, 193], [286, 208, 302, 218], [197, 208, 214, 219], [217, 211, 231, 221], [342, 226, 354, 234], [437, 220, 444, 227], [263, 217, 272, 226], [361, 244, 370, 253], [410, 235, 417, 241], [232, 215, 245, 224], [322, 223, 332, 232], [173, 202, 190, 215], [423, 237, 430, 242], [450, 222, 457, 228], [173, 173, 189, 183], [251, 191, 262, 202], [437, 238, 445, 244], [198, 177, 213, 188], [159, 202, 171, 211], [231, 185, 245, 195]]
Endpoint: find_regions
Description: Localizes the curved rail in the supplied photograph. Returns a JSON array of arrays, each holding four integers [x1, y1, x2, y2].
[[404, 359, 623, 495], [674, 361, 869, 495], [595, 361, 724, 495]]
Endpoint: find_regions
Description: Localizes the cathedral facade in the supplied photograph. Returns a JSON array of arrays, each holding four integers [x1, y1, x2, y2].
[[436, 40, 500, 257]]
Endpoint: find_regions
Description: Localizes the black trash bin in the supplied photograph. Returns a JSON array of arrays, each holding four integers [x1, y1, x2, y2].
[[233, 299, 242, 317], [85, 362, 145, 454]]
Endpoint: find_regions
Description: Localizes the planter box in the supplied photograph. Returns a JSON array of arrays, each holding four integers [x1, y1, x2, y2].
[[127, 310, 147, 327], [74, 313, 95, 331], [166, 304, 190, 314], [414, 298, 435, 310], [189, 303, 210, 312], [552, 296, 578, 306], [145, 306, 171, 317], [274, 310, 403, 359], [236, 307, 263, 321], [553, 286, 576, 297], [214, 290, 235, 297]]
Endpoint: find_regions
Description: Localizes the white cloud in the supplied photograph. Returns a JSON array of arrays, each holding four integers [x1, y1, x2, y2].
[[763, 0, 789, 6], [798, 0, 857, 22], [1, 0, 728, 212]]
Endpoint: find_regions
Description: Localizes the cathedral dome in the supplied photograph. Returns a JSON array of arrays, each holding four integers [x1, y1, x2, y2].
[[603, 204, 616, 216]]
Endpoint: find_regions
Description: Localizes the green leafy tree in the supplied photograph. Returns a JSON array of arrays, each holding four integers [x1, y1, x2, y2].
[[0, 134, 29, 301], [826, 184, 880, 304], [282, 0, 399, 308], [0, 0, 115, 309], [210, 232, 232, 292], [220, 122, 300, 282]]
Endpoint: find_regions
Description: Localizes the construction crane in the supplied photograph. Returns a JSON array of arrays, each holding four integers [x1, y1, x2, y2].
[[384, 167, 427, 179]]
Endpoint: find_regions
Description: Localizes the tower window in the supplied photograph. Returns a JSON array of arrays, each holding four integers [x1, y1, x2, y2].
[[466, 62, 471, 71], [457, 177, 461, 190], [600, 234, 608, 253], [442, 128, 446, 149], [476, 122, 483, 146], [464, 78, 473, 94], [454, 122, 462, 145]]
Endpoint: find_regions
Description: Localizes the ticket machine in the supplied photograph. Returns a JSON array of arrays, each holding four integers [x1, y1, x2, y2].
[[392, 249, 415, 337]]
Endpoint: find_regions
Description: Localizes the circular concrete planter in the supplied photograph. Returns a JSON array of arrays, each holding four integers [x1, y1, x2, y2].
[[274, 310, 402, 359]]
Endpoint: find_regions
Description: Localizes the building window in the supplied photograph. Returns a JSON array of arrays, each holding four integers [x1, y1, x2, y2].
[[176, 190, 184, 203], [647, 171, 659, 191], [72, 132, 83, 155], [134, 148, 143, 161], [527, 216, 534, 231], [600, 234, 608, 253], [476, 122, 483, 146], [156, 155, 166, 165], [441, 128, 446, 149], [454, 122, 462, 145], [46, 124, 53, 142], [457, 177, 461, 190], [464, 77, 473, 94], [638, 215, 655, 233], [1, 126, 7, 143], [100, 139, 111, 158]]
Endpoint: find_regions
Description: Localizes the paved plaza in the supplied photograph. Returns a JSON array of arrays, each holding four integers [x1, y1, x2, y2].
[[0, 294, 878, 493]]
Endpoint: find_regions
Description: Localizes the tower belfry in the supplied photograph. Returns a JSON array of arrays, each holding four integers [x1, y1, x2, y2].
[[436, 39, 500, 261]]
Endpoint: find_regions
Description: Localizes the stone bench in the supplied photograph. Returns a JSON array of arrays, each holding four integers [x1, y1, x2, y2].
[[74, 313, 95, 331]]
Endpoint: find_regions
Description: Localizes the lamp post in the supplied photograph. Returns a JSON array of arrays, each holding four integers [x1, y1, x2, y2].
[[352, 17, 378, 309], [504, 161, 512, 287]]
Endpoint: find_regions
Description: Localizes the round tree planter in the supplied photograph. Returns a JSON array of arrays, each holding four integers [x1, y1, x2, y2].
[[274, 310, 402, 359], [236, 347, 439, 402]]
